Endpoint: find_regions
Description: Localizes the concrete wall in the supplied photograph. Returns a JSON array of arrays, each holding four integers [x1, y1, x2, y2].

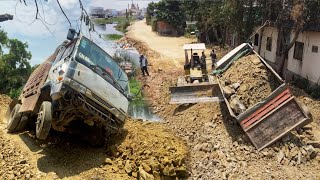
[[253, 26, 320, 84], [253, 27, 279, 63], [287, 31, 320, 84], [156, 21, 178, 36]]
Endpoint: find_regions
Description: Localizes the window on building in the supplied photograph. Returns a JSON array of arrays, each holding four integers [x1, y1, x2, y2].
[[266, 37, 272, 51], [293, 41, 304, 61], [254, 34, 259, 46], [312, 45, 318, 53]]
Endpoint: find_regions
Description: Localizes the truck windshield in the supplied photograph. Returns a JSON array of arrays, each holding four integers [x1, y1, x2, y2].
[[75, 37, 129, 95]]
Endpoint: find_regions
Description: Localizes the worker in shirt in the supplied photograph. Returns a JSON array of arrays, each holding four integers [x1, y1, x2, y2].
[[139, 54, 150, 76], [210, 49, 217, 69]]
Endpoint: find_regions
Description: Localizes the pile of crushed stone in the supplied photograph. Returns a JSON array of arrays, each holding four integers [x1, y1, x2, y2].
[[103, 119, 189, 179], [219, 54, 281, 114]]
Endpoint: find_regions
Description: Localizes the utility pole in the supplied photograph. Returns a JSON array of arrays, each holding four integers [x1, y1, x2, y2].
[[0, 14, 13, 22]]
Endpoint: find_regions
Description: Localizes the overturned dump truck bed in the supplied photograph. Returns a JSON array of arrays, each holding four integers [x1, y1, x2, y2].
[[215, 43, 312, 150]]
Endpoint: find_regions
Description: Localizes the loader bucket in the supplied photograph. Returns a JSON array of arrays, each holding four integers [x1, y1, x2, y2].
[[169, 83, 223, 104]]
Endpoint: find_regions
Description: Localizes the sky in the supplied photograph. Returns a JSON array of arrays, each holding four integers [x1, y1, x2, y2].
[[0, 0, 155, 65]]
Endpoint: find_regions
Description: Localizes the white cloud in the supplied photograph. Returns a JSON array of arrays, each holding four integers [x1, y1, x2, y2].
[[59, 0, 79, 9]]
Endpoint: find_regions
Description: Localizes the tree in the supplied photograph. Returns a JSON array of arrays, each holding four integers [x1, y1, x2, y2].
[[147, 0, 186, 33], [276, 0, 305, 77], [0, 29, 33, 97]]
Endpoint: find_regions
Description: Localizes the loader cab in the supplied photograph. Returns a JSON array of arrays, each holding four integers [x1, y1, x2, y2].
[[183, 43, 208, 83]]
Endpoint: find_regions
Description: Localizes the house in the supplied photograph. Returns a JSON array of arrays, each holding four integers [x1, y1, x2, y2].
[[253, 25, 320, 84], [105, 9, 119, 18], [89, 6, 105, 18]]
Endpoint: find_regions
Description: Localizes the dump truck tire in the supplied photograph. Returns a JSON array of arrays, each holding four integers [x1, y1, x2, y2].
[[15, 115, 29, 132], [36, 101, 52, 140], [6, 104, 22, 132]]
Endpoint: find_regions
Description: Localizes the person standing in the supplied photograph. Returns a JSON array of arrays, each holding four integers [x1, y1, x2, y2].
[[210, 49, 217, 69], [201, 51, 207, 70], [139, 54, 149, 76]]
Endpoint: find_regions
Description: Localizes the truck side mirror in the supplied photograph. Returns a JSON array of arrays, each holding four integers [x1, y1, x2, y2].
[[67, 28, 76, 40]]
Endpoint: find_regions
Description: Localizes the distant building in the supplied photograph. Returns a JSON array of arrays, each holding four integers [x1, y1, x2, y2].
[[89, 6, 105, 18], [128, 0, 140, 16], [105, 9, 119, 18]]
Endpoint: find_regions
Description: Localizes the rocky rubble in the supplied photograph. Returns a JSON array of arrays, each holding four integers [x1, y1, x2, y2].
[[0, 132, 36, 179], [126, 38, 320, 179], [219, 54, 281, 115], [102, 119, 189, 180]]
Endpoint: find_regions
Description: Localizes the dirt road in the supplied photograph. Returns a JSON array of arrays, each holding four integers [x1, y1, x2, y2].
[[124, 20, 320, 180]]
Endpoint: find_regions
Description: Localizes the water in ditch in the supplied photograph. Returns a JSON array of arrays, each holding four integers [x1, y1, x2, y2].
[[95, 22, 161, 121]]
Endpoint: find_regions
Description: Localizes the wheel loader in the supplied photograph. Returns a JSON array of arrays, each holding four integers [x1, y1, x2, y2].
[[169, 43, 223, 104]]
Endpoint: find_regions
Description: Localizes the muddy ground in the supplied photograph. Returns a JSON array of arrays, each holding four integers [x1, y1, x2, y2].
[[1, 20, 320, 180]]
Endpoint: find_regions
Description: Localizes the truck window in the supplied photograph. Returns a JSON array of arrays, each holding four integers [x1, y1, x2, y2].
[[75, 37, 129, 94]]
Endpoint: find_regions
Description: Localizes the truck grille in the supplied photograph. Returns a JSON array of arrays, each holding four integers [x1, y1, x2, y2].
[[92, 93, 113, 109]]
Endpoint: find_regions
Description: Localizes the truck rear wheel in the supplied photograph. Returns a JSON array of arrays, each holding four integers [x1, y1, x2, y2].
[[36, 101, 52, 140], [6, 104, 22, 132]]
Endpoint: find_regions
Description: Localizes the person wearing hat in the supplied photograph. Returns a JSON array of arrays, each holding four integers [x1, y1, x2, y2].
[[139, 54, 149, 76]]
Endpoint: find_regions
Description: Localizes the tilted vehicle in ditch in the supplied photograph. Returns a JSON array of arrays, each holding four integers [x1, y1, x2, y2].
[[214, 43, 312, 150], [5, 30, 130, 145], [169, 43, 312, 150]]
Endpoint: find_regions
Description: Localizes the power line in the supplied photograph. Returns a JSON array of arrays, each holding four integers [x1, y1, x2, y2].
[[56, 0, 72, 27]]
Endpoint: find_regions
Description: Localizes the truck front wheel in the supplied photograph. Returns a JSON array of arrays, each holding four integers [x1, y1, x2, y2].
[[36, 101, 52, 140], [6, 104, 22, 132]]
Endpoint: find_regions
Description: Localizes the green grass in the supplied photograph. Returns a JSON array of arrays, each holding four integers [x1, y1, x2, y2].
[[94, 16, 135, 25], [104, 34, 123, 41], [94, 16, 128, 24], [129, 78, 143, 99]]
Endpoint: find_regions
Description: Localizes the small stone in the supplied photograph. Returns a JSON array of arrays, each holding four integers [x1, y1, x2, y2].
[[104, 158, 113, 165], [141, 162, 152, 173], [305, 145, 317, 159], [307, 141, 320, 149], [132, 171, 138, 178], [297, 151, 302, 165], [19, 160, 27, 164], [222, 86, 235, 98], [277, 150, 284, 163], [139, 166, 154, 180], [176, 166, 188, 177], [152, 171, 161, 180], [162, 156, 170, 165], [162, 164, 175, 176], [125, 160, 135, 174], [231, 82, 241, 90]]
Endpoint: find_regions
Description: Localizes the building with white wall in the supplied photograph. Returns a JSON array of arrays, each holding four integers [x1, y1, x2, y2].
[[253, 26, 320, 84]]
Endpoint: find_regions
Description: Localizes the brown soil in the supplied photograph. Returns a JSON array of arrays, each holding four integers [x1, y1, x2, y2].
[[220, 54, 281, 113], [0, 95, 188, 180], [125, 21, 320, 180]]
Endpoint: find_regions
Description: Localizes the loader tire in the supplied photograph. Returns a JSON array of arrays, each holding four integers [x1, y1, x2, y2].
[[6, 104, 22, 132], [36, 101, 52, 140]]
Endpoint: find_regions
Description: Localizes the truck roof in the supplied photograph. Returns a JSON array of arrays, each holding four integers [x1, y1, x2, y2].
[[183, 43, 206, 50]]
